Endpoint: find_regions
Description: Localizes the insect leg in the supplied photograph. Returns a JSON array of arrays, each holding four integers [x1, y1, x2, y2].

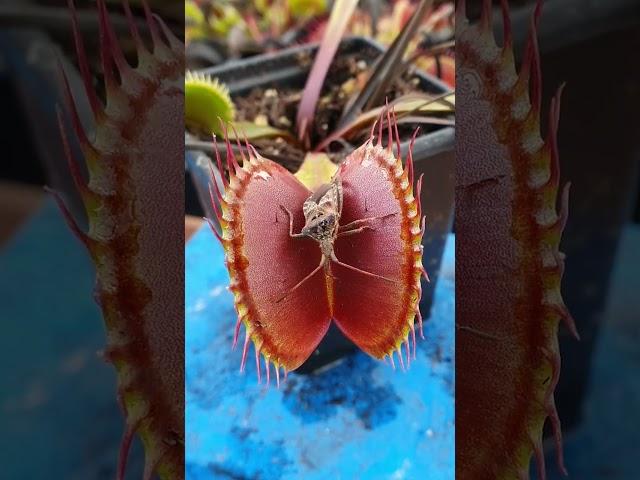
[[275, 256, 325, 303], [279, 205, 306, 238], [330, 252, 398, 284], [337, 225, 374, 237], [337, 212, 398, 235]]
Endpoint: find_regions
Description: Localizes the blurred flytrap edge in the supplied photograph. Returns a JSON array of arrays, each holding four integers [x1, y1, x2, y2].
[[207, 109, 427, 381], [456, 1, 578, 479], [49, 1, 184, 479]]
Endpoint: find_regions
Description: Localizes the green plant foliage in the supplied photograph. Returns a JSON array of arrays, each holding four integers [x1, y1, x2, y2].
[[288, 0, 328, 18], [210, 3, 244, 36], [185, 0, 208, 40], [185, 72, 296, 142], [185, 71, 236, 136]]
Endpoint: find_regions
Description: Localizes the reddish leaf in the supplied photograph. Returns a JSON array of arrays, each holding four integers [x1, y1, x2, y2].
[[456, 0, 576, 478], [332, 126, 424, 363], [211, 110, 426, 376], [214, 148, 332, 372], [53, 1, 185, 478]]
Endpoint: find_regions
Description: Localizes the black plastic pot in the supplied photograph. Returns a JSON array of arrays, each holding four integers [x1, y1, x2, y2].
[[186, 37, 454, 373]]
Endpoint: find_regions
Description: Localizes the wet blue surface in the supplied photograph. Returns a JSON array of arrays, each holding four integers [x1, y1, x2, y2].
[[186, 226, 455, 480]]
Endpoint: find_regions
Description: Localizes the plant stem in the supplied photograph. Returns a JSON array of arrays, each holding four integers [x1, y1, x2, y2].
[[295, 0, 359, 146], [337, 0, 434, 129]]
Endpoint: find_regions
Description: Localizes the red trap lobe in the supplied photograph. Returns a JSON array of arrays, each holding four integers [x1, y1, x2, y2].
[[209, 108, 428, 378]]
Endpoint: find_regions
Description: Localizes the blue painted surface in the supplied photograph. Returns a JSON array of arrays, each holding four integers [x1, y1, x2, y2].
[[186, 226, 455, 480]]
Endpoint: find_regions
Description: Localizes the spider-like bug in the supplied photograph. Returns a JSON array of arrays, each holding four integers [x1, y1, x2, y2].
[[278, 175, 397, 303]]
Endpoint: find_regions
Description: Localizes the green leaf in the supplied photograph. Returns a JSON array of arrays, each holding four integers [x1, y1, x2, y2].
[[185, 72, 235, 136], [230, 121, 298, 143]]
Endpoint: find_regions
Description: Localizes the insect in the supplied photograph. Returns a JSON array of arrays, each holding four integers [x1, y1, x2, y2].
[[277, 175, 397, 303], [208, 108, 428, 377]]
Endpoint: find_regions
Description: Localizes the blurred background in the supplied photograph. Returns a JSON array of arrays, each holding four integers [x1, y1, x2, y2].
[[0, 0, 182, 478], [465, 1, 640, 478]]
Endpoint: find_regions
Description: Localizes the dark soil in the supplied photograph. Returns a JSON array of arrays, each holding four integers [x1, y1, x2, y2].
[[191, 53, 448, 173]]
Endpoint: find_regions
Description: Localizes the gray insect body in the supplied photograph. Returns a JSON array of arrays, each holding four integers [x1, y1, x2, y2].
[[277, 176, 396, 303], [301, 178, 343, 253]]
